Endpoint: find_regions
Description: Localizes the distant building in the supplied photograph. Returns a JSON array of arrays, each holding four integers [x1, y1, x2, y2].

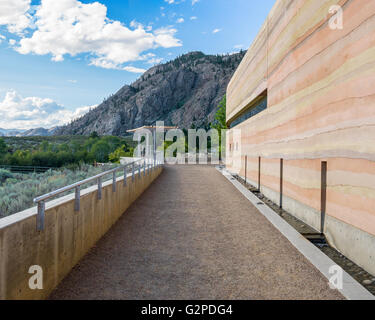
[[226, 0, 375, 275]]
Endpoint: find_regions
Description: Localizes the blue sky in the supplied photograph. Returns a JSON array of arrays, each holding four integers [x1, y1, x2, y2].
[[0, 0, 275, 129]]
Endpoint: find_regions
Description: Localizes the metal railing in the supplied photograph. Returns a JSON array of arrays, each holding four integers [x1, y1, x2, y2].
[[0, 165, 57, 173], [33, 158, 161, 231]]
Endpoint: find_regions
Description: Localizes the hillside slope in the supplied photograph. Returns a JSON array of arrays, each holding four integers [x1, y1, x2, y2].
[[55, 51, 245, 136]]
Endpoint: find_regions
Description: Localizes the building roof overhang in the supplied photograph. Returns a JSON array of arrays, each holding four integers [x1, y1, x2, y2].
[[127, 126, 178, 133]]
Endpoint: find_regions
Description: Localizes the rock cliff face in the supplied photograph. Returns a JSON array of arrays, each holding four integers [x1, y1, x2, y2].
[[55, 51, 245, 136]]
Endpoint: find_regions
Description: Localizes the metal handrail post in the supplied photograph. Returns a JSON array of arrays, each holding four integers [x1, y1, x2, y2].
[[112, 170, 117, 192], [123, 166, 127, 186], [33, 159, 142, 231], [36, 201, 45, 231], [75, 186, 80, 211], [98, 176, 102, 200]]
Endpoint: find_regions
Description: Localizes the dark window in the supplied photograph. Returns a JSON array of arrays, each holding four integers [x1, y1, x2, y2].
[[229, 94, 267, 129]]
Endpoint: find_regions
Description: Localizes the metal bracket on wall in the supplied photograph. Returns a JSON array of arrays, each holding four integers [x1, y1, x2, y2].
[[258, 156, 261, 192], [280, 158, 283, 209], [321, 161, 327, 234]]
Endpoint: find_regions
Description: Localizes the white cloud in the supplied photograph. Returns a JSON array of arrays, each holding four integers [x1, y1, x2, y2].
[[165, 0, 187, 5], [153, 26, 181, 47], [0, 34, 5, 44], [141, 52, 156, 59], [234, 44, 244, 49], [192, 0, 200, 5], [0, 0, 31, 33], [123, 66, 147, 73], [69, 105, 96, 121], [190, 16, 198, 20], [68, 79, 77, 83], [0, 90, 94, 129], [176, 18, 184, 24], [12, 0, 181, 71], [89, 58, 146, 73], [212, 28, 222, 34], [147, 57, 163, 65], [129, 20, 153, 32]]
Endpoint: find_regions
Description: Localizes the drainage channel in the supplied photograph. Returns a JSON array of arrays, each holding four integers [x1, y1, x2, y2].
[[301, 233, 328, 248], [233, 174, 375, 296]]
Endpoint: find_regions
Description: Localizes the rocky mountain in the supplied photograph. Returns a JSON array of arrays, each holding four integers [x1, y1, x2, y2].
[[19, 127, 59, 136], [0, 127, 58, 137], [0, 128, 26, 137], [55, 51, 246, 136]]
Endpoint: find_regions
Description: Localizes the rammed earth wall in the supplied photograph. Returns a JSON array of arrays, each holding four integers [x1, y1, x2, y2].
[[226, 0, 375, 275]]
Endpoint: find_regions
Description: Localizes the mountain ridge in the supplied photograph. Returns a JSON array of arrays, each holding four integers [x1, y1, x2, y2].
[[55, 51, 245, 136], [0, 127, 58, 137]]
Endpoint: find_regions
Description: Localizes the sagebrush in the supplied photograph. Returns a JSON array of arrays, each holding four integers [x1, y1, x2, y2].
[[0, 164, 121, 218]]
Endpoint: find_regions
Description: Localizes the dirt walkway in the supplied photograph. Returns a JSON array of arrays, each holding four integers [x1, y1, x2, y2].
[[49, 165, 343, 300]]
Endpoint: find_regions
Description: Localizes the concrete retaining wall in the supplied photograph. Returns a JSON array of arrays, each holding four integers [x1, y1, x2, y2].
[[0, 166, 162, 300]]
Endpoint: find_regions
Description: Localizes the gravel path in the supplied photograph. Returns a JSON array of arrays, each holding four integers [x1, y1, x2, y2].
[[49, 165, 343, 300]]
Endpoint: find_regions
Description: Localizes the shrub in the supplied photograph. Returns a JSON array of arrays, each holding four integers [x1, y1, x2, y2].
[[0, 136, 130, 168], [0, 169, 13, 184], [0, 164, 119, 218]]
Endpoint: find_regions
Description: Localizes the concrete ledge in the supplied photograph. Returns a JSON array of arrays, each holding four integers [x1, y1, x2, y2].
[[0, 166, 163, 300], [232, 172, 322, 233], [231, 169, 375, 277], [217, 167, 374, 300]]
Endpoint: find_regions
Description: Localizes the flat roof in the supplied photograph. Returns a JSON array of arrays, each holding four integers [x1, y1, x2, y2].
[[127, 125, 178, 133]]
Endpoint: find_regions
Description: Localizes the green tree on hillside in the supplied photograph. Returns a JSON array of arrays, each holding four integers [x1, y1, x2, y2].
[[109, 145, 133, 163], [0, 138, 8, 155], [90, 131, 99, 139], [0, 136, 130, 167], [211, 95, 227, 131], [210, 95, 227, 160], [0, 169, 13, 184], [40, 141, 51, 152], [90, 140, 112, 163]]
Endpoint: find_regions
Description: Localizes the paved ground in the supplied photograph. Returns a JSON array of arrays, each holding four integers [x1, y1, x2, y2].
[[49, 165, 343, 300]]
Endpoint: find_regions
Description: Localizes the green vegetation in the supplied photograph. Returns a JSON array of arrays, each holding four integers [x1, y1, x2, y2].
[[210, 95, 227, 159], [1, 135, 88, 151], [160, 135, 188, 157], [0, 164, 121, 218], [0, 93, 229, 217], [0, 133, 138, 217], [210, 95, 227, 131], [159, 95, 227, 157], [109, 145, 134, 163], [0, 135, 135, 168], [0, 169, 13, 184], [169, 51, 245, 70], [0, 138, 7, 154]]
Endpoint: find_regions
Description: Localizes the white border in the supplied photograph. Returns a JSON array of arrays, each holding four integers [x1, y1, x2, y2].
[[217, 166, 375, 300]]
